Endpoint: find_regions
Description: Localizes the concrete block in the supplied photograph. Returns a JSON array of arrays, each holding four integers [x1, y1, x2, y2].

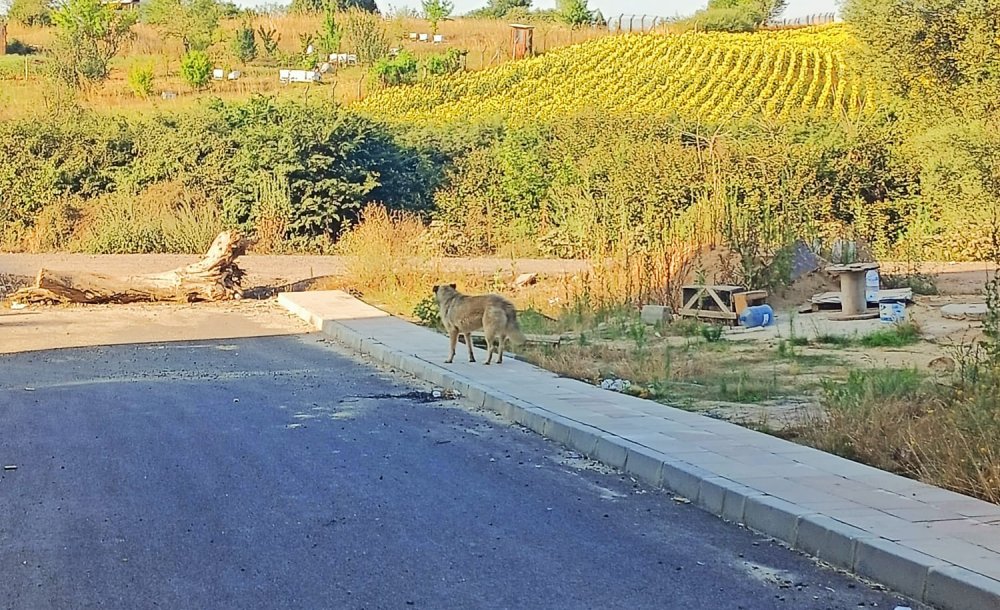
[[540, 415, 577, 445], [743, 495, 814, 542], [721, 482, 764, 524], [926, 565, 1000, 610], [516, 407, 549, 435], [640, 305, 672, 326], [622, 444, 669, 487], [660, 461, 712, 501], [697, 477, 730, 515], [854, 537, 944, 602], [593, 435, 628, 470], [794, 514, 874, 570], [566, 425, 602, 457]]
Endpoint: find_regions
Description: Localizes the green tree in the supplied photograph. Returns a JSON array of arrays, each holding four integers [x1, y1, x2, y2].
[[843, 0, 1000, 117], [469, 0, 530, 18], [8, 0, 51, 26], [144, 0, 220, 52], [232, 23, 257, 63], [422, 0, 453, 35], [344, 7, 390, 65], [180, 49, 212, 89], [317, 2, 341, 56], [557, 0, 591, 27], [51, 0, 136, 87], [291, 0, 377, 12]]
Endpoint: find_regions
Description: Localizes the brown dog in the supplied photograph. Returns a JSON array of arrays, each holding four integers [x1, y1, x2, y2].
[[433, 284, 525, 365]]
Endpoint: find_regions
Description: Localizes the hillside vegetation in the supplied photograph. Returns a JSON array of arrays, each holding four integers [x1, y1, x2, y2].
[[357, 26, 877, 124]]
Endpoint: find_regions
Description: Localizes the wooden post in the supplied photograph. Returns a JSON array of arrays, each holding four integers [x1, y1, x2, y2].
[[0, 22, 7, 56]]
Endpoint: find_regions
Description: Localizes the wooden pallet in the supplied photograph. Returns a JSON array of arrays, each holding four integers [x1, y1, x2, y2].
[[679, 285, 767, 324]]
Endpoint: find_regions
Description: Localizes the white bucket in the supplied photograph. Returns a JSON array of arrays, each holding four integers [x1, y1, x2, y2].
[[879, 301, 906, 323], [866, 269, 880, 303]]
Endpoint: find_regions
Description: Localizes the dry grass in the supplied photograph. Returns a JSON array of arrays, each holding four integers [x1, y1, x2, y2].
[[797, 365, 1000, 504], [334, 204, 444, 314], [0, 16, 606, 120]]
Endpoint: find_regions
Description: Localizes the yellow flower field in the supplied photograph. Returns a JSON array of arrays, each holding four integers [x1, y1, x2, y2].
[[356, 25, 878, 125]]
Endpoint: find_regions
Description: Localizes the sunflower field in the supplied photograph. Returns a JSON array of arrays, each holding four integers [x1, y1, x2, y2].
[[356, 25, 880, 125]]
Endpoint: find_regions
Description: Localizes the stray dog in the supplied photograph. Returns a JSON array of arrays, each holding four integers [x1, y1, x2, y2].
[[433, 284, 525, 365]]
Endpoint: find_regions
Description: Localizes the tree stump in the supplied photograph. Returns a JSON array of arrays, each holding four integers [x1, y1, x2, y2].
[[10, 232, 247, 305]]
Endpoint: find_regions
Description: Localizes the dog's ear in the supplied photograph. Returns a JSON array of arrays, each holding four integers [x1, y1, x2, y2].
[[432, 285, 439, 294], [449, 283, 457, 289]]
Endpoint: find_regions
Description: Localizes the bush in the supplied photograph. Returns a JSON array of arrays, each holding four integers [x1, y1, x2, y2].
[[180, 50, 212, 90], [372, 50, 418, 87], [127, 64, 155, 98], [424, 48, 462, 76]]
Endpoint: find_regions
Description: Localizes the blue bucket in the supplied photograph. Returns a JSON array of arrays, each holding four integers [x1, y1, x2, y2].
[[739, 304, 776, 328]]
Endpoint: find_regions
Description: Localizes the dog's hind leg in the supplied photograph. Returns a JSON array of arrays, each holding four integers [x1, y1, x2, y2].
[[496, 335, 506, 364], [465, 333, 476, 362], [484, 332, 496, 365], [446, 327, 459, 363]]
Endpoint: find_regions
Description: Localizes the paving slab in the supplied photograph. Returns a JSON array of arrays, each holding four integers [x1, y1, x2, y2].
[[280, 290, 1000, 610]]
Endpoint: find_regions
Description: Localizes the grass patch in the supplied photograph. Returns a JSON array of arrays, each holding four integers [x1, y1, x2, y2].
[[858, 322, 921, 348], [799, 363, 1000, 504]]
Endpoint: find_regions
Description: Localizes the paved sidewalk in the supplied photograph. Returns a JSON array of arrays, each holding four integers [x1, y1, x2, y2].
[[280, 290, 1000, 610]]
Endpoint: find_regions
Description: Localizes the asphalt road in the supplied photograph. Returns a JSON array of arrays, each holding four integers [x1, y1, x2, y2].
[[0, 335, 921, 610]]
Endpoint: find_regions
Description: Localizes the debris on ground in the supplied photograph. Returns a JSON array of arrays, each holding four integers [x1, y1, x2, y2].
[[600, 379, 632, 393], [512, 273, 538, 288], [940, 303, 988, 321]]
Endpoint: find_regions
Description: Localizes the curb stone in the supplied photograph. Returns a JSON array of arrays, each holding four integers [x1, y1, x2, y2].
[[279, 291, 1000, 610]]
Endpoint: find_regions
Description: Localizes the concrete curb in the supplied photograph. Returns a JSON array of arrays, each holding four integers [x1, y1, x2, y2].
[[279, 291, 1000, 610]]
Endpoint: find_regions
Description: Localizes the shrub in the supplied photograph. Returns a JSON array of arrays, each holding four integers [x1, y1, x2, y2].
[[232, 24, 257, 64], [424, 48, 462, 76], [180, 50, 212, 90], [127, 64, 155, 98], [372, 50, 418, 87]]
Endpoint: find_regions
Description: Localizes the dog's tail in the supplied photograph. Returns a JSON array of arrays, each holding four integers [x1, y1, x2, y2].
[[505, 304, 527, 346]]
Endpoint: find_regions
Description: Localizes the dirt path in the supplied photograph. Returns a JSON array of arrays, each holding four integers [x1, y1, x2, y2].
[[0, 254, 590, 290]]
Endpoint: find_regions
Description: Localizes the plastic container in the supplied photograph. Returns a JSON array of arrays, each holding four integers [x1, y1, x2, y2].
[[879, 301, 906, 324], [865, 269, 880, 304], [738, 304, 776, 328]]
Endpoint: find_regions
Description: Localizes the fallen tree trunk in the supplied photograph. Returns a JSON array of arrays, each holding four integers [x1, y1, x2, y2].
[[11, 231, 246, 305]]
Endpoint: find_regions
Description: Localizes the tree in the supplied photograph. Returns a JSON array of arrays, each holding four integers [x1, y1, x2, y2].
[[144, 0, 220, 53], [232, 23, 257, 63], [51, 0, 136, 87], [317, 2, 341, 56], [180, 49, 212, 89], [343, 7, 389, 65], [469, 0, 530, 18], [291, 0, 378, 12], [843, 0, 1000, 117], [422, 0, 453, 36], [557, 0, 591, 27], [8, 0, 51, 26]]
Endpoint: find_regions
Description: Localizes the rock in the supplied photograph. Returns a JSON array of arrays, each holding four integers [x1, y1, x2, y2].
[[640, 305, 673, 326], [940, 303, 988, 321], [513, 273, 538, 288], [928, 356, 956, 373]]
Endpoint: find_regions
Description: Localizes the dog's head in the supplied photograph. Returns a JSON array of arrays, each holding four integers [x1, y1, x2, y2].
[[432, 283, 457, 295]]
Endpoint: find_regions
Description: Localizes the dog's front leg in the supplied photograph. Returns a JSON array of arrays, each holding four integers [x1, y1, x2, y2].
[[446, 327, 459, 363]]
